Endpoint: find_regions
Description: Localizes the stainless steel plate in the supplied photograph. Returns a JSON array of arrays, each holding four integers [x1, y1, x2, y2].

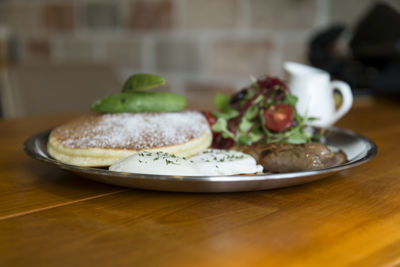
[[23, 128, 377, 192]]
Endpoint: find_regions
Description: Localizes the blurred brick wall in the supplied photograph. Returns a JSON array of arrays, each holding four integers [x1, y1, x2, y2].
[[0, 0, 399, 96]]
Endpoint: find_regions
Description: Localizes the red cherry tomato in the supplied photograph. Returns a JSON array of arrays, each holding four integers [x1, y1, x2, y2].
[[264, 103, 294, 132], [203, 111, 217, 126]]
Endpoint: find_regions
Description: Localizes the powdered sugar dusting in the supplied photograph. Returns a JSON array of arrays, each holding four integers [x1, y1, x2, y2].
[[53, 111, 210, 150]]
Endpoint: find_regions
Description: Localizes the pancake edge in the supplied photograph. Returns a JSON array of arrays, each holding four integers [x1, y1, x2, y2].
[[47, 128, 212, 167]]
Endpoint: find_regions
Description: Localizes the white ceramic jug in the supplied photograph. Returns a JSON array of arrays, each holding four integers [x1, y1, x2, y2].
[[284, 62, 353, 127]]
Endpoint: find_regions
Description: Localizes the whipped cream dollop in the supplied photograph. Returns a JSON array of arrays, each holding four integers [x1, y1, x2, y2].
[[109, 149, 263, 176]]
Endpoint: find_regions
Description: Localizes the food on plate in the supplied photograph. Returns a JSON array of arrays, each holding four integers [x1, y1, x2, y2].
[[208, 76, 319, 148], [91, 74, 186, 113], [48, 111, 211, 167], [48, 73, 210, 167], [234, 143, 347, 173], [47, 72, 348, 175], [91, 92, 187, 113], [205, 76, 348, 172], [122, 73, 166, 92], [190, 149, 263, 175], [109, 149, 263, 176]]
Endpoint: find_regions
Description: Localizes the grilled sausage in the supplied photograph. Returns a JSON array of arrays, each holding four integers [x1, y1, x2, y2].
[[234, 143, 346, 173]]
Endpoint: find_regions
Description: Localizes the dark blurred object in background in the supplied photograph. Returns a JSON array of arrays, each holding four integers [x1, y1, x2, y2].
[[309, 3, 400, 95]]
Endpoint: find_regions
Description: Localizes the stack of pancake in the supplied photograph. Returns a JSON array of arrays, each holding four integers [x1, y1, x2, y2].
[[48, 111, 212, 167]]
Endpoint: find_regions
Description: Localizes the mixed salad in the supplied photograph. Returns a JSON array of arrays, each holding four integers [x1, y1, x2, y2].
[[205, 76, 320, 149]]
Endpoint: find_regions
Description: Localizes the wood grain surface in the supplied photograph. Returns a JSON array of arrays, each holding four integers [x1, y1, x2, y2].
[[1, 98, 400, 267]]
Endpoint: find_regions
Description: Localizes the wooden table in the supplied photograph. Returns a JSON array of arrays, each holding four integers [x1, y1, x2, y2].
[[1, 97, 400, 267]]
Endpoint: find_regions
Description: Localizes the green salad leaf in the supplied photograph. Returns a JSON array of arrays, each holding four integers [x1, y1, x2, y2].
[[214, 92, 231, 111], [212, 118, 235, 139]]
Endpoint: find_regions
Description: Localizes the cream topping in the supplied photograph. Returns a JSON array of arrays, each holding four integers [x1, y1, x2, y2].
[[109, 149, 263, 176]]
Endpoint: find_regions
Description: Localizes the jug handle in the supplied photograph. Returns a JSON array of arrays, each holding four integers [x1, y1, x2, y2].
[[330, 80, 353, 125]]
